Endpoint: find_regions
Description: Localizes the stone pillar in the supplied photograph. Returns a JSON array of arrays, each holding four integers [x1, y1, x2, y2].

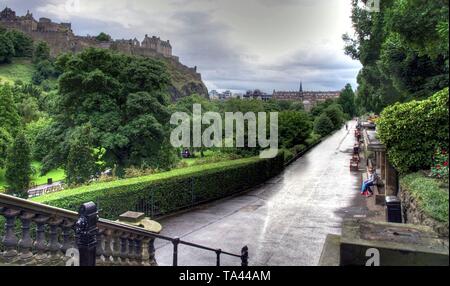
[[380, 151, 386, 180], [385, 157, 398, 196]]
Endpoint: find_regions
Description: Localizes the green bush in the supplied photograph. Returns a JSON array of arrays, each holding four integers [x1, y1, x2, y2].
[[278, 111, 312, 148], [314, 113, 334, 137], [377, 88, 449, 174], [33, 155, 284, 219], [401, 172, 449, 223], [323, 104, 345, 130]]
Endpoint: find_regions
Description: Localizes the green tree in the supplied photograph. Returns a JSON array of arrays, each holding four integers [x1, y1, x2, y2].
[[65, 125, 96, 185], [343, 0, 449, 113], [33, 41, 51, 63], [0, 85, 21, 136], [32, 59, 57, 85], [5, 30, 33, 57], [40, 48, 178, 173], [5, 132, 32, 198], [0, 33, 15, 63], [323, 104, 345, 130], [278, 111, 312, 148], [338, 84, 357, 117], [24, 117, 52, 160], [0, 127, 12, 168], [96, 32, 112, 42], [314, 113, 334, 137]]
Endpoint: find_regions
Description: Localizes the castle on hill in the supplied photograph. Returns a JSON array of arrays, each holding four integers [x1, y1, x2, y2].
[[272, 82, 341, 110], [0, 7, 179, 61]]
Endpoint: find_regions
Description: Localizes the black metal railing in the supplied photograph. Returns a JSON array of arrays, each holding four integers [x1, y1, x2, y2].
[[77, 202, 250, 266]]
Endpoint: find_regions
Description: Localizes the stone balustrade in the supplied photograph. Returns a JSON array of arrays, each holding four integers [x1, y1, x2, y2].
[[0, 193, 157, 266]]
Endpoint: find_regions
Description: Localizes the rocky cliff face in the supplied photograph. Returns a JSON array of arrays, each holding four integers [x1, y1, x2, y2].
[[162, 57, 209, 101]]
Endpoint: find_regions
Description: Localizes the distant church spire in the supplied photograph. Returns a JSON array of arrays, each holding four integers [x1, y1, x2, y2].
[[299, 81, 303, 92]]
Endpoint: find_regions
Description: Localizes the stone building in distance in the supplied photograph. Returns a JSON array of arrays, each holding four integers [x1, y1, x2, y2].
[[273, 82, 341, 111], [0, 7, 177, 60]]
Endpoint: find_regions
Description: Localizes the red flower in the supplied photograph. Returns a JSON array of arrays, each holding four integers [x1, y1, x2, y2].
[[436, 165, 441, 169], [444, 161, 449, 167]]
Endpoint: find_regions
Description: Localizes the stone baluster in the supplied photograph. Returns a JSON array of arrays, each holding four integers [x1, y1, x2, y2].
[[140, 237, 151, 266], [95, 228, 106, 265], [61, 219, 75, 254], [127, 235, 136, 266], [134, 236, 143, 266], [33, 215, 50, 264], [48, 217, 63, 264], [120, 232, 130, 265], [102, 229, 114, 265], [18, 212, 35, 265], [111, 231, 122, 265], [1, 208, 21, 263]]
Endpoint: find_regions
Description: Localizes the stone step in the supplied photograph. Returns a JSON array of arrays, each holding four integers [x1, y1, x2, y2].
[[318, 234, 341, 266]]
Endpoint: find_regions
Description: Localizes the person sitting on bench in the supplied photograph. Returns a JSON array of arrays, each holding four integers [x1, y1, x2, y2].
[[361, 167, 377, 197]]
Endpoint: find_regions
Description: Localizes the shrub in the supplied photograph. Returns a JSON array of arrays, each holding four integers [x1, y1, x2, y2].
[[314, 113, 334, 137], [377, 88, 449, 174], [33, 155, 285, 219]]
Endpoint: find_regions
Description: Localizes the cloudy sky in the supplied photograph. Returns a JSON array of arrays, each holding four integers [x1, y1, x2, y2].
[[2, 0, 361, 93]]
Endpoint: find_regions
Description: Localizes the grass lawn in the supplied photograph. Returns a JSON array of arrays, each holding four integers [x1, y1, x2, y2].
[[180, 150, 231, 166], [0, 58, 35, 84], [0, 161, 65, 191], [401, 172, 449, 223]]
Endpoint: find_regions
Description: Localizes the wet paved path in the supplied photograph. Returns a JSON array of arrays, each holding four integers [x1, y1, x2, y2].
[[155, 122, 367, 266]]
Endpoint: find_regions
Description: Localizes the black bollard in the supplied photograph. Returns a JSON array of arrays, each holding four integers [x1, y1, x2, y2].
[[241, 246, 249, 266], [74, 202, 98, 266]]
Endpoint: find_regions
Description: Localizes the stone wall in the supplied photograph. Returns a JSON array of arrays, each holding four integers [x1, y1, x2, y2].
[[400, 187, 449, 237]]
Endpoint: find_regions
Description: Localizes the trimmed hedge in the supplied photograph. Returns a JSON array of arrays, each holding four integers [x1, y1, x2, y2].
[[377, 88, 449, 174], [33, 154, 285, 219]]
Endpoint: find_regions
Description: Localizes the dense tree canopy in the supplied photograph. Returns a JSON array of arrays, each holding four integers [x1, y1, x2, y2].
[[344, 0, 449, 113], [0, 33, 15, 63], [33, 41, 51, 64], [278, 111, 312, 148], [38, 48, 178, 174]]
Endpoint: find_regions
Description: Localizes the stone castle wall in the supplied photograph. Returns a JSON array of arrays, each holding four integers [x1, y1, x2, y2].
[[0, 7, 176, 60]]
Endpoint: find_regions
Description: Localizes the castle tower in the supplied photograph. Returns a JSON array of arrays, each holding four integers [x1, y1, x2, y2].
[[0, 6, 17, 20]]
